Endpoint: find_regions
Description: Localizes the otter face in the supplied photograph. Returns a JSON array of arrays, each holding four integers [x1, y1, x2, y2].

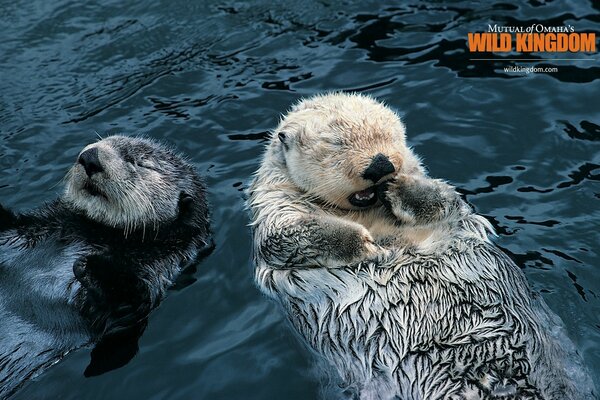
[[64, 135, 199, 231], [275, 93, 418, 210]]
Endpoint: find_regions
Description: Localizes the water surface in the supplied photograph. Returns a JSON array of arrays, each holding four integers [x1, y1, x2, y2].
[[1, 1, 599, 398]]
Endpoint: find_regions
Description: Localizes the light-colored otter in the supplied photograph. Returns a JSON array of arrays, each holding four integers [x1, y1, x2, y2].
[[248, 93, 595, 399], [0, 136, 210, 399]]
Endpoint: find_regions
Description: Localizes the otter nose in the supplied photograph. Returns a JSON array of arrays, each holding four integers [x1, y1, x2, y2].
[[362, 153, 395, 183], [78, 148, 104, 177]]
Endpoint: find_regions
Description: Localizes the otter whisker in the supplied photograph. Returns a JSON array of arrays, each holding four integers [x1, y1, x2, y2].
[[52, 169, 72, 191]]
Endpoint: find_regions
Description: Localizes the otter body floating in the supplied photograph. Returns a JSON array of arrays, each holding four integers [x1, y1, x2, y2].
[[0, 136, 210, 398], [248, 93, 595, 399]]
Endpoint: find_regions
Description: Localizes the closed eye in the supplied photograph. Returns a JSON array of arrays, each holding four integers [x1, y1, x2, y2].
[[324, 136, 344, 147], [138, 163, 161, 172]]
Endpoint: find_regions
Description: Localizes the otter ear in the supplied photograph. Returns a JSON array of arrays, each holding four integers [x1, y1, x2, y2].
[[277, 131, 290, 151], [178, 192, 194, 218], [0, 204, 16, 230]]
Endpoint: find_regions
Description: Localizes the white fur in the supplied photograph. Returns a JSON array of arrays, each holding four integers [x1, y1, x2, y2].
[[248, 92, 595, 399]]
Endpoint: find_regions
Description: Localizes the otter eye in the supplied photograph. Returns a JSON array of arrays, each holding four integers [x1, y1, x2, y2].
[[122, 153, 135, 165], [325, 136, 343, 146]]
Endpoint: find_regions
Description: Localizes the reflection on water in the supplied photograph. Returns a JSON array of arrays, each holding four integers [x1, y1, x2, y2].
[[1, 1, 599, 399]]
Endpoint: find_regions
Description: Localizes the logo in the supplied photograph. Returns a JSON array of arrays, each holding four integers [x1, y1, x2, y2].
[[468, 25, 596, 53]]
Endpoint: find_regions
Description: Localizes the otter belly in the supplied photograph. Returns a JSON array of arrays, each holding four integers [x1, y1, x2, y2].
[[0, 232, 91, 398], [256, 246, 594, 400]]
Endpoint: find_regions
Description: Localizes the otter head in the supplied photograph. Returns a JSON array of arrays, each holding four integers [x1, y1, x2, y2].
[[64, 135, 205, 232], [274, 92, 421, 210]]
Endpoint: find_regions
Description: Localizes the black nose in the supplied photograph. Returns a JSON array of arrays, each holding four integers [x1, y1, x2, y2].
[[362, 153, 395, 183], [78, 148, 104, 177]]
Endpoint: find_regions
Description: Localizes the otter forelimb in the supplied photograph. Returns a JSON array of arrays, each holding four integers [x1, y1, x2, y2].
[[74, 253, 154, 336], [379, 174, 468, 225], [257, 213, 377, 268]]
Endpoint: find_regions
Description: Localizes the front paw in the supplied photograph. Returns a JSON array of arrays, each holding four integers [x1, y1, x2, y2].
[[102, 302, 151, 335], [357, 226, 379, 257], [378, 174, 460, 224], [328, 222, 380, 264], [74, 253, 123, 301], [73, 257, 104, 302], [377, 175, 418, 224]]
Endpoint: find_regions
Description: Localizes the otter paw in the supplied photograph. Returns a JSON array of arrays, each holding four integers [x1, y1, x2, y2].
[[73, 257, 104, 301], [103, 302, 150, 335], [361, 229, 380, 257], [327, 223, 380, 264], [378, 174, 460, 225], [74, 253, 132, 302]]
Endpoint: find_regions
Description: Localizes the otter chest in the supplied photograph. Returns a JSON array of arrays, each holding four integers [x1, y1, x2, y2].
[[0, 231, 89, 331], [258, 257, 517, 379]]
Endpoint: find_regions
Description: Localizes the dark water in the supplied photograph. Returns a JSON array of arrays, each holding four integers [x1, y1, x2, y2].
[[1, 0, 599, 398]]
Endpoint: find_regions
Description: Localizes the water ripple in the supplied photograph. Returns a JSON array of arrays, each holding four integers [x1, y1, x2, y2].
[[2, 1, 600, 398]]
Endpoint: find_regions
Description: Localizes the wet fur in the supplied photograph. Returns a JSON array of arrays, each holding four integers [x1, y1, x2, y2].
[[248, 93, 595, 399], [0, 136, 210, 398]]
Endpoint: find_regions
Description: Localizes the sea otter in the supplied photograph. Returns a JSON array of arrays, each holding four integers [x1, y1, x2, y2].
[[0, 135, 210, 399], [248, 93, 595, 399]]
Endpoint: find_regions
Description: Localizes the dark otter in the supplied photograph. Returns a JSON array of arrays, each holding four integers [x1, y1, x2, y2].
[[0, 135, 210, 398]]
